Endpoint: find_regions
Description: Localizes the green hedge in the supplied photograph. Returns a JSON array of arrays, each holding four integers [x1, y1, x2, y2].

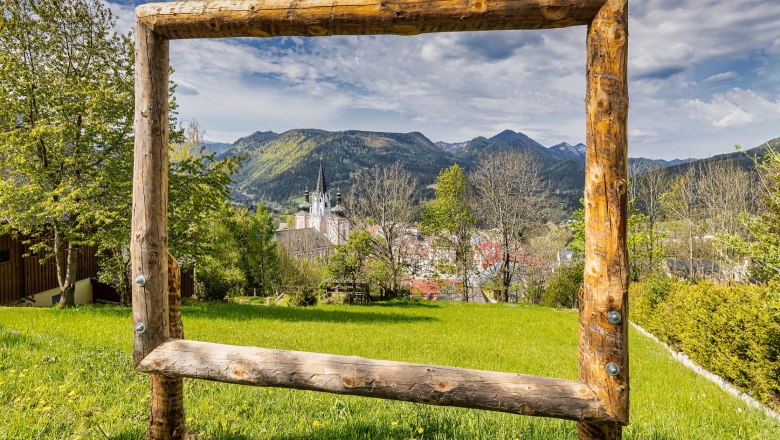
[[630, 279, 780, 410]]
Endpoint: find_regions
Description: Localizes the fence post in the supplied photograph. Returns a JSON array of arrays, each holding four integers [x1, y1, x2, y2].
[[579, 0, 630, 438], [132, 18, 182, 440]]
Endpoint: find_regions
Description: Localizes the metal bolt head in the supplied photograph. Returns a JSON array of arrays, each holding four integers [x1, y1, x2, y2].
[[135, 274, 146, 287], [606, 362, 620, 377], [134, 322, 146, 334], [607, 310, 622, 325]]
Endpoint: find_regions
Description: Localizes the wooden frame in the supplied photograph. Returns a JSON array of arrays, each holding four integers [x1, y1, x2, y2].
[[131, 1, 628, 439]]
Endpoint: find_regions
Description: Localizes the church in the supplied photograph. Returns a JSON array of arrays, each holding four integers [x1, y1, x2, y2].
[[294, 157, 350, 245]]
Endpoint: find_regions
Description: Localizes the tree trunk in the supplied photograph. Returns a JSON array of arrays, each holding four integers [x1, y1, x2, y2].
[[500, 233, 511, 302], [688, 222, 694, 279], [55, 228, 77, 308], [149, 254, 186, 440], [461, 250, 470, 302]]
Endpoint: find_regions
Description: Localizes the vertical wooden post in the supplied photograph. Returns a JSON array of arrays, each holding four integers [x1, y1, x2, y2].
[[149, 255, 186, 440], [579, 0, 629, 439], [131, 19, 170, 367]]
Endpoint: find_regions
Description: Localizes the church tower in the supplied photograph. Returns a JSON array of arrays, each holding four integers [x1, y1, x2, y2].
[[294, 190, 311, 229], [293, 156, 349, 244], [327, 192, 351, 245], [309, 157, 331, 233]]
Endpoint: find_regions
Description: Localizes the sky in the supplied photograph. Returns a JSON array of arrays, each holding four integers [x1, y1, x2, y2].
[[109, 1, 780, 159]]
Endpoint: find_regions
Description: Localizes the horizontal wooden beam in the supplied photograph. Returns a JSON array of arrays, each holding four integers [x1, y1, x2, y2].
[[138, 339, 615, 422], [136, 0, 607, 39]]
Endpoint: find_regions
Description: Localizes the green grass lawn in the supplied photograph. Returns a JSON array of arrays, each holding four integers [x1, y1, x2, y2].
[[1, 301, 778, 439]]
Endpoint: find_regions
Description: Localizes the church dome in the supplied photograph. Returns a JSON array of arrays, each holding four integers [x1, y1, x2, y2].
[[331, 192, 346, 217]]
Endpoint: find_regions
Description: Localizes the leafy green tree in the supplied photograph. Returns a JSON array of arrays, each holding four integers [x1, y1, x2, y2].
[[277, 247, 323, 292], [0, 0, 133, 307], [543, 261, 584, 308], [232, 203, 279, 296], [168, 120, 239, 265], [0, 2, 240, 306], [730, 146, 780, 282], [95, 119, 239, 304], [421, 164, 476, 301], [197, 207, 246, 300], [326, 229, 373, 302]]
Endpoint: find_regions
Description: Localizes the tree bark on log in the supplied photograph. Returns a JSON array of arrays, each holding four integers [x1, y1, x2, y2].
[[131, 19, 170, 367], [149, 254, 186, 440], [136, 0, 607, 39], [579, 0, 629, 438], [138, 339, 616, 423]]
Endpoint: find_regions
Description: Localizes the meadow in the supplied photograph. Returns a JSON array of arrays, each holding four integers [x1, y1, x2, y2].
[[1, 301, 778, 439]]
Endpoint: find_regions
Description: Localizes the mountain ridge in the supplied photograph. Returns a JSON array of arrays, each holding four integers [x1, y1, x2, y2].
[[218, 127, 776, 211]]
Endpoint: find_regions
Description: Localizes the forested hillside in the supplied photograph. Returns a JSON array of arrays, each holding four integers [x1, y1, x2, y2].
[[221, 128, 772, 210]]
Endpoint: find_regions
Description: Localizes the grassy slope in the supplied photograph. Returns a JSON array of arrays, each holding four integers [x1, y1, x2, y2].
[[0, 301, 777, 439]]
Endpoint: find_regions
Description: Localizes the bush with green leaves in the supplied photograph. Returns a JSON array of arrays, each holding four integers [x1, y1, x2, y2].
[[630, 281, 780, 410], [288, 286, 319, 307], [542, 261, 584, 308]]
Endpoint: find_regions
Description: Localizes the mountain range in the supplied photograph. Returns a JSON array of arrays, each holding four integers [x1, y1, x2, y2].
[[216, 128, 774, 211]]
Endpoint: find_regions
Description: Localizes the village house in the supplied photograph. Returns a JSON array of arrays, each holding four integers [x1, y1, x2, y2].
[[0, 233, 98, 306]]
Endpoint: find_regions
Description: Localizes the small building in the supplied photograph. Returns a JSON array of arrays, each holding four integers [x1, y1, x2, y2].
[[0, 233, 98, 306]]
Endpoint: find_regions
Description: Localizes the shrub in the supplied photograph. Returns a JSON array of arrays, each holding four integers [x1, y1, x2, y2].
[[630, 281, 780, 410], [542, 261, 584, 308], [288, 286, 319, 307], [630, 273, 674, 329], [197, 262, 246, 301]]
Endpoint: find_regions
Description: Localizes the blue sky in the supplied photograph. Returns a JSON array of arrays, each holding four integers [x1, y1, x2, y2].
[[110, 1, 780, 159]]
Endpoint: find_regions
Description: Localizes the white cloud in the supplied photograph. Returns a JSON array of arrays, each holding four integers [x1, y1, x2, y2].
[[108, 1, 780, 158], [703, 71, 740, 84], [682, 88, 780, 128]]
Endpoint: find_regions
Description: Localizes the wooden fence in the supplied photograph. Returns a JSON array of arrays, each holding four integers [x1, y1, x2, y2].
[[131, 1, 630, 439]]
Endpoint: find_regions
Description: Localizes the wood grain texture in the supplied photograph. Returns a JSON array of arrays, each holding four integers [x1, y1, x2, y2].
[[579, 0, 629, 437], [135, 0, 607, 39], [131, 20, 170, 367], [138, 339, 615, 422], [149, 255, 186, 440]]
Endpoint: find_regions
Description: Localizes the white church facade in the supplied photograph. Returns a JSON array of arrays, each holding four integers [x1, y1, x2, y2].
[[294, 157, 350, 245]]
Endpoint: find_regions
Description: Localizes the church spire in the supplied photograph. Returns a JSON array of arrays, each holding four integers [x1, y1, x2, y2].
[[316, 156, 327, 194]]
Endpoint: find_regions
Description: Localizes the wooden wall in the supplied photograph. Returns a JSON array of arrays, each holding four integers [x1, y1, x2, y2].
[[0, 234, 99, 305], [0, 234, 24, 306]]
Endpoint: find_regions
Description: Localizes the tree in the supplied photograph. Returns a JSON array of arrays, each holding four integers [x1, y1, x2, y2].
[[661, 168, 703, 279], [346, 162, 418, 297], [421, 164, 475, 301], [197, 205, 246, 300], [325, 229, 374, 302], [542, 261, 584, 308], [697, 160, 754, 271], [729, 146, 780, 282], [277, 247, 323, 292], [0, 0, 134, 307], [233, 203, 279, 296], [470, 151, 550, 301], [167, 120, 239, 266], [94, 119, 239, 304], [629, 162, 668, 276]]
